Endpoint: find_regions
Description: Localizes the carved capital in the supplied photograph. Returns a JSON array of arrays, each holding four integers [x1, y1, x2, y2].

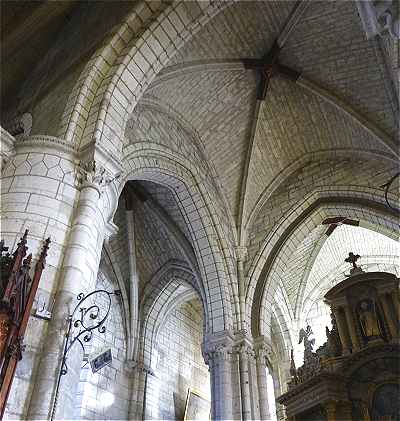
[[202, 330, 235, 364], [203, 343, 233, 364], [253, 335, 273, 361], [234, 342, 255, 359], [77, 160, 121, 192], [255, 344, 272, 361]]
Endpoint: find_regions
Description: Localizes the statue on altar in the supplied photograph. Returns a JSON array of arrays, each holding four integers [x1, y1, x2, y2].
[[298, 325, 315, 360], [357, 299, 383, 339], [278, 269, 400, 421], [325, 312, 342, 357]]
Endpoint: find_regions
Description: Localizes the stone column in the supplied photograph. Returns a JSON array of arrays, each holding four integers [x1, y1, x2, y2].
[[248, 350, 261, 420], [1, 139, 80, 420], [237, 343, 252, 420], [333, 307, 352, 354], [128, 362, 147, 420], [125, 205, 139, 360], [27, 161, 119, 420], [379, 294, 397, 338], [203, 332, 234, 421], [231, 345, 242, 419], [343, 305, 360, 351], [255, 343, 272, 421]]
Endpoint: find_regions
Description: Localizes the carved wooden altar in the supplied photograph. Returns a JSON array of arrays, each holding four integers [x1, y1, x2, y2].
[[0, 231, 50, 417], [277, 270, 399, 421]]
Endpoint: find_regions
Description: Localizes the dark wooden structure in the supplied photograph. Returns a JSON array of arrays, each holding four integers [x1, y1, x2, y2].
[[277, 270, 400, 421], [0, 230, 50, 417]]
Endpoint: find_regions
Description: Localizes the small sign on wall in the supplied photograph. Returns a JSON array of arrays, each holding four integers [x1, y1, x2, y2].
[[89, 348, 112, 373]]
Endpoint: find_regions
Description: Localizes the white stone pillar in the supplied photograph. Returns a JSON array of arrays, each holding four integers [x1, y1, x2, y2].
[[255, 340, 272, 421], [125, 203, 139, 360], [248, 349, 261, 420], [27, 160, 119, 420], [1, 139, 80, 420], [128, 362, 147, 420], [237, 343, 252, 420], [203, 332, 234, 421]]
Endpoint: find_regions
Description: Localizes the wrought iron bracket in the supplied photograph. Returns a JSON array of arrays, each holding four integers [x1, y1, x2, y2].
[[50, 289, 116, 420]]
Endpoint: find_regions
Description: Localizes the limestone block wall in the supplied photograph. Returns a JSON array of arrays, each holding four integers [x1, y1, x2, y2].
[[75, 271, 131, 420], [146, 299, 210, 420]]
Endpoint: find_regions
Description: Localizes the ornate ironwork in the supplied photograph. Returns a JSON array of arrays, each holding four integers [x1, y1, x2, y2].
[[60, 290, 114, 375], [51, 289, 117, 420]]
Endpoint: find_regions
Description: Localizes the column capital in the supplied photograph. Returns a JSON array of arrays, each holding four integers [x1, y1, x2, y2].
[[253, 335, 273, 360], [77, 160, 121, 193], [233, 342, 255, 359], [202, 330, 235, 362]]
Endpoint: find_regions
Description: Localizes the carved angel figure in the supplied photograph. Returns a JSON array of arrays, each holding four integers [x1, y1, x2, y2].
[[298, 325, 315, 355]]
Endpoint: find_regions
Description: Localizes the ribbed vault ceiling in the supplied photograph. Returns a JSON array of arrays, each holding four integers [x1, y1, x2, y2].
[[144, 69, 257, 221], [117, 1, 399, 312], [169, 1, 295, 64], [139, 0, 398, 237]]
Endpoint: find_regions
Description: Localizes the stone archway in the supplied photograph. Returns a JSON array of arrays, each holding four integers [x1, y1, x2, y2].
[[132, 261, 209, 420], [58, 1, 234, 155], [247, 193, 399, 341], [120, 150, 236, 334]]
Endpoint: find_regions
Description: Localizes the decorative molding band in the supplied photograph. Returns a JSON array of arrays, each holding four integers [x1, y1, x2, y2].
[[14, 135, 78, 157]]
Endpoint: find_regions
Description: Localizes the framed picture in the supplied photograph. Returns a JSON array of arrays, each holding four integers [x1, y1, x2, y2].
[[183, 388, 210, 421]]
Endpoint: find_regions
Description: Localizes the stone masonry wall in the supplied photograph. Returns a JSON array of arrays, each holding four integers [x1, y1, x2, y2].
[[146, 299, 210, 420]]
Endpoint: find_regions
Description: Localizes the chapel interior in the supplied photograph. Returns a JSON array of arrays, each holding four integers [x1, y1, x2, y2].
[[0, 1, 399, 420]]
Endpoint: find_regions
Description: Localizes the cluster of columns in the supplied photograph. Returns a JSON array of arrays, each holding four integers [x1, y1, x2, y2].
[[203, 331, 275, 421]]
